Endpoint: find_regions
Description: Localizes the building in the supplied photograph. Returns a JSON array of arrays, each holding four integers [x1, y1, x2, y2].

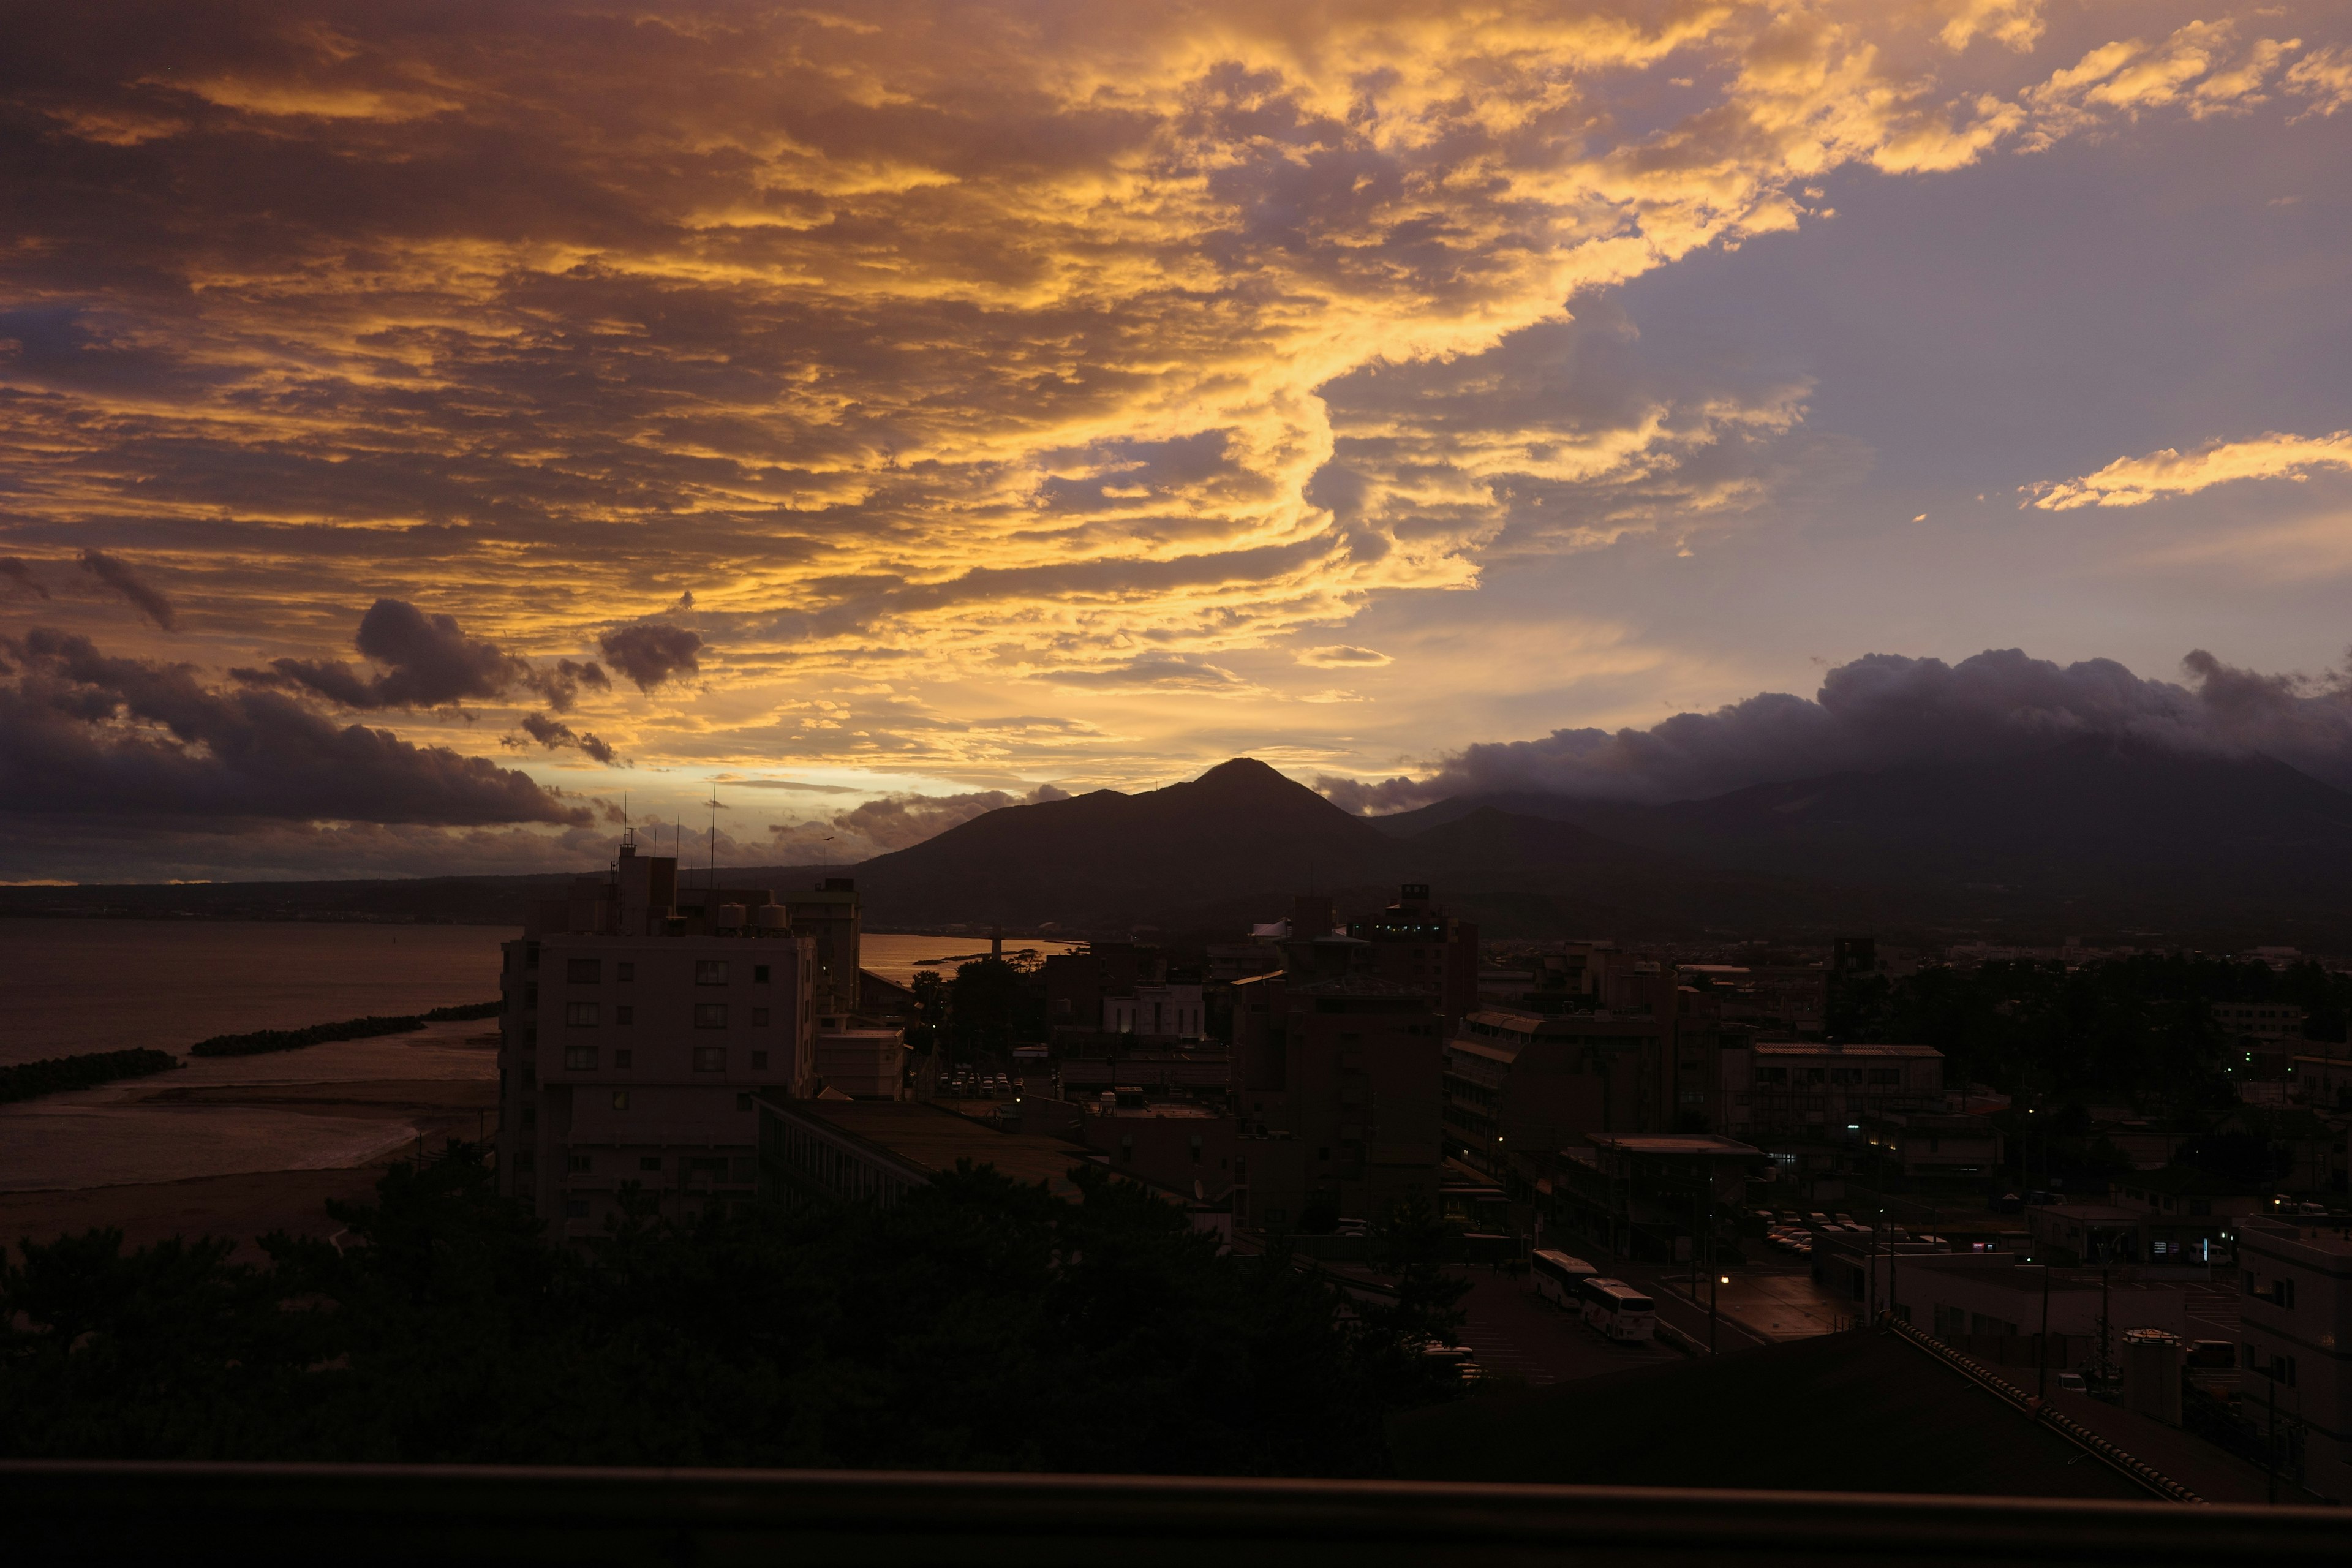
[[1860, 1110, 2005, 1178], [2234, 1215, 2352, 1501], [812, 1016, 911, 1099], [500, 834, 820, 1238], [1442, 1008, 1660, 1181], [1232, 898, 1447, 1225], [2104, 1168, 2271, 1261], [1721, 1042, 1947, 1140], [2215, 1002, 2309, 1041], [1346, 884, 1480, 1031], [758, 1096, 1096, 1208], [1104, 981, 1205, 1039], [1876, 1246, 2187, 1349], [780, 877, 862, 1016], [1537, 1132, 1763, 1262]]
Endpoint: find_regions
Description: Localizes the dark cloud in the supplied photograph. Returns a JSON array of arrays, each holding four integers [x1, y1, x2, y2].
[[250, 597, 524, 710], [0, 557, 48, 600], [598, 623, 703, 692], [770, 783, 1072, 856], [526, 657, 609, 714], [1320, 647, 2352, 812], [0, 627, 587, 827], [516, 709, 616, 766], [76, 548, 176, 630]]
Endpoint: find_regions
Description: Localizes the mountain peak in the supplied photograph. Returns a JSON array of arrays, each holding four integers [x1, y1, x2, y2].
[[1193, 756, 1292, 788]]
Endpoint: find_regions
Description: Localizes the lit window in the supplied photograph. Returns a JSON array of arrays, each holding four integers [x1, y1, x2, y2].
[[611, 1091, 629, 1110], [694, 1003, 728, 1029]]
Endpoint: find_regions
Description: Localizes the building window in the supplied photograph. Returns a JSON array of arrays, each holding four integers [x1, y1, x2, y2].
[[614, 1049, 633, 1069], [737, 1093, 753, 1111], [617, 962, 635, 982], [615, 1006, 634, 1026], [565, 1200, 588, 1219], [567, 958, 601, 984], [525, 942, 540, 969], [566, 1002, 597, 1028], [694, 1003, 728, 1029], [693, 1046, 726, 1072], [755, 965, 771, 984], [1830, 1068, 1862, 1085], [568, 1155, 592, 1172], [640, 1156, 662, 1172], [752, 1050, 769, 1070], [611, 1090, 629, 1110], [695, 961, 729, 986], [1867, 1068, 1900, 1086], [564, 1046, 597, 1071]]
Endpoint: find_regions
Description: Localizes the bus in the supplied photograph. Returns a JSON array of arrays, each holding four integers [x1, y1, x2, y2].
[[1578, 1277, 1657, 1341], [1530, 1248, 1598, 1308]]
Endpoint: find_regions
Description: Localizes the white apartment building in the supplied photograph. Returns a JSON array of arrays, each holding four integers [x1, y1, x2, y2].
[[1105, 982, 1205, 1039], [499, 835, 819, 1240], [2236, 1215, 2352, 1501]]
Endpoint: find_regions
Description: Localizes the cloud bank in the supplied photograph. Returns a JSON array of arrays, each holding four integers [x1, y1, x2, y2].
[[2031, 429, 2352, 509], [1319, 646, 2352, 811]]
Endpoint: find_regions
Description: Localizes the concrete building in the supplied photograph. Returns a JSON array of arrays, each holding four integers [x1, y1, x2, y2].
[[2214, 1002, 2309, 1041], [1104, 981, 1205, 1039], [1233, 900, 1446, 1224], [812, 1016, 911, 1099], [1346, 884, 1480, 1032], [1875, 1246, 2187, 1348], [2105, 1168, 2271, 1261], [779, 877, 862, 1016], [2236, 1215, 2352, 1501], [1720, 1042, 1947, 1140], [1441, 1008, 1660, 1181], [1539, 1131, 1763, 1262], [1859, 1110, 2005, 1178], [499, 835, 820, 1238]]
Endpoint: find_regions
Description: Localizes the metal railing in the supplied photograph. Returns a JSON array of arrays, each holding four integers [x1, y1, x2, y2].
[[2, 1463, 2342, 1566]]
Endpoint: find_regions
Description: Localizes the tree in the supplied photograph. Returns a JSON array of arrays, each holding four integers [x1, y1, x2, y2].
[[0, 1145, 1461, 1474]]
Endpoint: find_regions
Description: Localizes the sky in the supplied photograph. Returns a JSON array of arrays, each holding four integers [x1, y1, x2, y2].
[[2, 1, 2349, 881]]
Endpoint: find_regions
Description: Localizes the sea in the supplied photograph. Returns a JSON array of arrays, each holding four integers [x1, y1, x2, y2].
[[0, 919, 1082, 1067]]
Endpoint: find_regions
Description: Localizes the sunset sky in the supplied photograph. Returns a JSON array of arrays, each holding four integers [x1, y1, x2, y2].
[[4, 1, 2350, 882]]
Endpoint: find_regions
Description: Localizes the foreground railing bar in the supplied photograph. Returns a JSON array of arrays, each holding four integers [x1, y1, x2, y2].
[[2, 1463, 2340, 1566]]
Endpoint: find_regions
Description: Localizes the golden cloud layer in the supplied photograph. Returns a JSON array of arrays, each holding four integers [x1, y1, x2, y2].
[[2030, 430, 2352, 510], [0, 0, 2342, 824]]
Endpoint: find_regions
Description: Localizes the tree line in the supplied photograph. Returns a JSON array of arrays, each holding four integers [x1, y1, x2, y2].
[[0, 1146, 1466, 1473]]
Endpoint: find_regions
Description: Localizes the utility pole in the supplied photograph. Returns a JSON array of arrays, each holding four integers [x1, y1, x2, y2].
[[2037, 1253, 2053, 1403]]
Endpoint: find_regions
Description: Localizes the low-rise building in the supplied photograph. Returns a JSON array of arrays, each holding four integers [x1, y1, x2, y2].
[[2234, 1215, 2352, 1501], [2105, 1169, 2271, 1263], [1874, 1247, 2187, 1351], [1860, 1110, 2004, 1178], [812, 1017, 910, 1099], [1539, 1131, 1764, 1262]]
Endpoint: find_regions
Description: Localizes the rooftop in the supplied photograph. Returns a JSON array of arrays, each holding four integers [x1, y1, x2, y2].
[[1585, 1133, 1762, 1158], [1753, 1042, 1943, 1058], [779, 1098, 1098, 1194]]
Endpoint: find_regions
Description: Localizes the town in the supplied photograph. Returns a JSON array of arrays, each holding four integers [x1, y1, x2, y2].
[[498, 830, 2352, 1505]]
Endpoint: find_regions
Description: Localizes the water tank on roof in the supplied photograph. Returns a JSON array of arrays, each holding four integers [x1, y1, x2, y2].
[[715, 903, 747, 930], [754, 905, 788, 931]]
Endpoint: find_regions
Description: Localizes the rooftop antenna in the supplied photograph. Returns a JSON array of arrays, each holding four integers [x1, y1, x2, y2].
[[707, 790, 720, 899]]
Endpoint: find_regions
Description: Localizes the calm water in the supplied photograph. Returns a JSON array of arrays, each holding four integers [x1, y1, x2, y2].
[[0, 919, 515, 1068], [0, 920, 1082, 1066], [860, 932, 1084, 984]]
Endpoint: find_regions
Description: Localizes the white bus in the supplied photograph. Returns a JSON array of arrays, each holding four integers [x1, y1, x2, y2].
[[1578, 1277, 1657, 1342], [1530, 1248, 1598, 1307]]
